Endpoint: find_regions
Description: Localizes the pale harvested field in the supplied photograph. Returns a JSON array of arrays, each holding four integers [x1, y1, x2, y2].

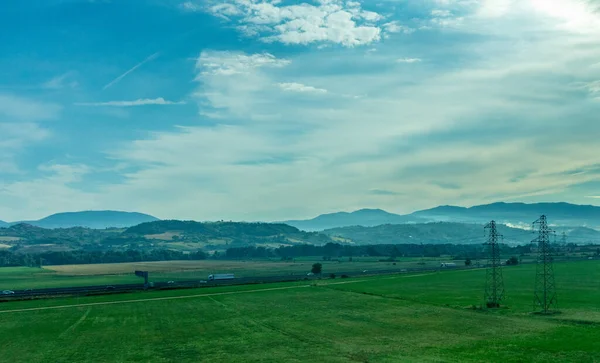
[[0, 236, 21, 242], [143, 232, 180, 240], [44, 258, 416, 277], [46, 260, 318, 276]]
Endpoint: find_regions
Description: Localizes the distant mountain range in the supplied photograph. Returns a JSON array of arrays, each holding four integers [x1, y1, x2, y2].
[[2, 211, 159, 229], [2, 201, 599, 234], [282, 209, 426, 231], [411, 202, 600, 229], [284, 202, 600, 231]]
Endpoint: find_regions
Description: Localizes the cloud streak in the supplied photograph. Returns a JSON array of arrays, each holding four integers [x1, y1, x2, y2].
[[75, 98, 184, 107], [397, 58, 422, 63], [278, 82, 327, 94], [102, 52, 160, 90]]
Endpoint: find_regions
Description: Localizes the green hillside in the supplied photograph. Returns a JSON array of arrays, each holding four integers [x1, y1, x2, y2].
[[323, 222, 535, 245]]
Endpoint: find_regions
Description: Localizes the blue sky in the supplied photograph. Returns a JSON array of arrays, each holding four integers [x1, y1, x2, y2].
[[1, 0, 600, 221]]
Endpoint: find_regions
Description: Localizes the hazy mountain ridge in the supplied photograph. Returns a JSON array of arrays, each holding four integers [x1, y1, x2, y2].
[[282, 208, 427, 231], [5, 211, 159, 229], [411, 202, 600, 228], [285, 202, 600, 231]]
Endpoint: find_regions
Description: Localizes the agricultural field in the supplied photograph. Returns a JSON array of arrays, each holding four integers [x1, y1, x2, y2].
[[0, 257, 453, 290], [0, 260, 598, 362]]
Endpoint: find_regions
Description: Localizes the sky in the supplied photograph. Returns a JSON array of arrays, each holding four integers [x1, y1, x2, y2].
[[1, 0, 600, 222]]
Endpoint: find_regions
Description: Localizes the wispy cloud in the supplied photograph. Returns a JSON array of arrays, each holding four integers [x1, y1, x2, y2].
[[42, 72, 79, 90], [278, 82, 328, 94], [397, 58, 422, 63], [197, 52, 290, 76], [75, 98, 184, 107], [102, 52, 160, 90]]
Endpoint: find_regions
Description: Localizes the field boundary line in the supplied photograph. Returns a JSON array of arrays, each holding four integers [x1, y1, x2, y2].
[[0, 285, 311, 314], [59, 307, 91, 337]]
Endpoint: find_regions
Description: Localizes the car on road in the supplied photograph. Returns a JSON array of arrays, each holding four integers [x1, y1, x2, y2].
[[105, 286, 115, 290], [2, 290, 15, 295]]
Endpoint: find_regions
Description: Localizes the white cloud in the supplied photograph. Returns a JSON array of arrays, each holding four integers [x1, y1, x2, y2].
[[74, 98, 185, 107], [197, 0, 386, 46], [397, 58, 422, 63], [278, 82, 328, 94]]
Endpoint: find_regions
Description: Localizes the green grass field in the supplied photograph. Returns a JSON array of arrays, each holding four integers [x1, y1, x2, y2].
[[0, 260, 598, 362]]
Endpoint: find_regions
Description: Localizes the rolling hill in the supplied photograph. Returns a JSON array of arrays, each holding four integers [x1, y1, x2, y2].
[[0, 220, 8, 228], [0, 220, 335, 253], [12, 211, 159, 229], [282, 208, 426, 231]]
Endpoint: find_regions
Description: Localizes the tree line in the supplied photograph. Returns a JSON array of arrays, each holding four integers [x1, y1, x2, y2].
[[221, 243, 535, 259], [0, 249, 207, 267]]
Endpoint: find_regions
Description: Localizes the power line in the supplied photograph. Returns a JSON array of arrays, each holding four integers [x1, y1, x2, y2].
[[484, 220, 505, 308], [532, 215, 558, 314]]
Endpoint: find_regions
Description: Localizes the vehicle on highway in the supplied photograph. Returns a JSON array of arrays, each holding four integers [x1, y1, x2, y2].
[[208, 273, 235, 281], [2, 290, 15, 295], [105, 286, 115, 290]]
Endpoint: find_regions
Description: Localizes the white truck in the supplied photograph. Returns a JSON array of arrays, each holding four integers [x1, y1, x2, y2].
[[208, 273, 235, 281]]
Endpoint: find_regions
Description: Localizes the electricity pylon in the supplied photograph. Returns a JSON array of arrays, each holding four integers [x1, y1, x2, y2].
[[484, 220, 505, 308], [532, 215, 558, 314]]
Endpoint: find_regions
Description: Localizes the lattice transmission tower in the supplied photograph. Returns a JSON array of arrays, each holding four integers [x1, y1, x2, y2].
[[532, 215, 558, 314], [484, 220, 505, 308]]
